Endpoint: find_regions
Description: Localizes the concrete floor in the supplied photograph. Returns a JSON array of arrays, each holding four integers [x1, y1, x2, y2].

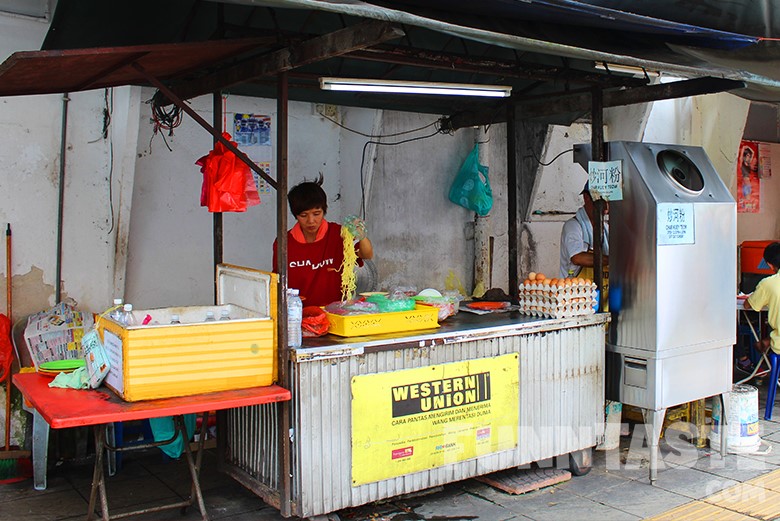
[[2, 374, 780, 521]]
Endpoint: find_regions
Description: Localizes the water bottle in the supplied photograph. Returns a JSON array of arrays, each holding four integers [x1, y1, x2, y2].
[[287, 288, 303, 348], [121, 303, 137, 327], [219, 309, 231, 321], [170, 314, 181, 325], [109, 298, 124, 322], [204, 311, 216, 322]]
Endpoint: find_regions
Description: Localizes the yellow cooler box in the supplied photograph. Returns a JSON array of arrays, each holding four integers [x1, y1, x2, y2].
[[98, 264, 278, 401]]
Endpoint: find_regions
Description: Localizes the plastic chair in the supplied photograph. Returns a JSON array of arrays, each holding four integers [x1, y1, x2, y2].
[[765, 350, 780, 420], [106, 420, 154, 475]]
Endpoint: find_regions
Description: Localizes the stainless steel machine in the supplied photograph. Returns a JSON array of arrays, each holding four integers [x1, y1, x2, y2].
[[574, 141, 736, 483]]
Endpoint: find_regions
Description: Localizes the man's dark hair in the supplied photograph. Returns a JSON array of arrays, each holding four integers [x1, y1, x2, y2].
[[764, 242, 780, 269], [288, 173, 327, 216]]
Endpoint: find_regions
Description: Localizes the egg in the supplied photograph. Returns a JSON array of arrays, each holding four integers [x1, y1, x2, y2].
[[542, 278, 551, 286], [523, 279, 531, 286], [564, 279, 572, 287], [536, 273, 546, 281], [528, 272, 537, 280]]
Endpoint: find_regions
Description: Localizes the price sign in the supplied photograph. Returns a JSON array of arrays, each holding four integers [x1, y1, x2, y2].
[[588, 160, 623, 201], [657, 203, 695, 245]]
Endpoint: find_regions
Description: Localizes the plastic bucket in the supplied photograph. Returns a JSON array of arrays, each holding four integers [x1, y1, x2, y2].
[[710, 384, 760, 453], [596, 400, 622, 451]]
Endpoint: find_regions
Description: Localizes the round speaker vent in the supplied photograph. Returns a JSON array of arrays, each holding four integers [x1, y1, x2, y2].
[[656, 149, 704, 194]]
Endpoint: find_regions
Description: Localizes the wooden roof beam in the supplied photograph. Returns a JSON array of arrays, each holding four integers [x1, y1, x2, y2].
[[167, 20, 405, 103], [442, 77, 746, 130]]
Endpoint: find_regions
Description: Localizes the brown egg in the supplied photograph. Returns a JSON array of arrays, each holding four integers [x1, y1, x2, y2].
[[523, 279, 531, 286], [550, 278, 559, 286], [528, 272, 537, 281], [536, 273, 546, 281], [564, 279, 572, 287], [542, 278, 551, 286]]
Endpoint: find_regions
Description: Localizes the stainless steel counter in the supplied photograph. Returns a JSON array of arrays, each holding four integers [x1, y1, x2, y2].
[[224, 310, 610, 518], [295, 310, 610, 361]]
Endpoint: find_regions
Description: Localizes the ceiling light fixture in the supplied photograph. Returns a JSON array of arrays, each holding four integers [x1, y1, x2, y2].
[[319, 77, 512, 97]]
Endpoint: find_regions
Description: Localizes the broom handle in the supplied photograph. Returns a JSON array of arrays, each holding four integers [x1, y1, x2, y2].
[[5, 224, 11, 451], [6, 223, 10, 322]]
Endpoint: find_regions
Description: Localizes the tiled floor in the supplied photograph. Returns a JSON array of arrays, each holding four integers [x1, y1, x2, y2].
[[3, 378, 780, 521]]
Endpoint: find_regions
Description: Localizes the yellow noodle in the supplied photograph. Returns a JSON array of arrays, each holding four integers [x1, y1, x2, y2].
[[340, 226, 358, 301]]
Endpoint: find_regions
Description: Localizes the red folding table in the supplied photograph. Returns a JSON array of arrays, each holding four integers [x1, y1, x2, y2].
[[13, 372, 291, 521]]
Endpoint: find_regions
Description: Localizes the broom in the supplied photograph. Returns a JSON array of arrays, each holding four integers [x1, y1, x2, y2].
[[0, 223, 32, 483]]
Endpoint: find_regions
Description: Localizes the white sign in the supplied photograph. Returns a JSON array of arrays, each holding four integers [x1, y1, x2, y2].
[[657, 203, 695, 245], [588, 160, 623, 201], [103, 330, 124, 394]]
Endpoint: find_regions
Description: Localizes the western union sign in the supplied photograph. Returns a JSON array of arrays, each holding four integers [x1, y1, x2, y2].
[[351, 353, 519, 486]]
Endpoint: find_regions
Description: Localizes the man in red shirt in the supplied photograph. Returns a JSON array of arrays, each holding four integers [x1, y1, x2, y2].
[[273, 175, 373, 306]]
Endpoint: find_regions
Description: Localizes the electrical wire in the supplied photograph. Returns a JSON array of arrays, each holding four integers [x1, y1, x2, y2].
[[358, 122, 447, 218], [319, 111, 439, 138], [525, 147, 573, 167], [105, 89, 115, 234], [149, 90, 183, 138]]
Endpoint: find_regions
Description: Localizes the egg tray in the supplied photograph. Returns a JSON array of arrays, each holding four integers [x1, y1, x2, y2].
[[519, 281, 596, 297], [518, 301, 596, 319], [518, 291, 597, 304]]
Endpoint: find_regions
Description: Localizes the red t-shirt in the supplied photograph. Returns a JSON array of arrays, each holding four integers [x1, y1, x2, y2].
[[273, 222, 356, 307]]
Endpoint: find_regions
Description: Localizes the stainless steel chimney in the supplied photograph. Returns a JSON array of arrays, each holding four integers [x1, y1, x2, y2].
[[574, 141, 736, 483]]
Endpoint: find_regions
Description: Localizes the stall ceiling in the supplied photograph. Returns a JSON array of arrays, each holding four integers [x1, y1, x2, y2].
[[0, 0, 777, 126]]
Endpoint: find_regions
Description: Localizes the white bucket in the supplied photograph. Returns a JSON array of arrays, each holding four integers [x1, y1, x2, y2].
[[596, 400, 623, 451], [710, 384, 761, 453]]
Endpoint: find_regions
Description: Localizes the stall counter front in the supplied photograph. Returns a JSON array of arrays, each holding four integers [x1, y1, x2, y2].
[[220, 310, 610, 518]]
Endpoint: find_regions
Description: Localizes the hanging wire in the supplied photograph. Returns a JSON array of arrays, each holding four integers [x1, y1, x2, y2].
[[147, 90, 183, 153], [525, 147, 573, 167], [358, 120, 447, 218], [318, 111, 439, 138]]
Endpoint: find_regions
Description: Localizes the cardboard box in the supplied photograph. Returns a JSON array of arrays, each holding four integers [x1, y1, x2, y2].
[[326, 304, 439, 337], [98, 265, 277, 401]]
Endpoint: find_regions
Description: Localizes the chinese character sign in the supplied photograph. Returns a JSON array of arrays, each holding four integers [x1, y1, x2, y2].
[[588, 160, 623, 201], [657, 203, 694, 245]]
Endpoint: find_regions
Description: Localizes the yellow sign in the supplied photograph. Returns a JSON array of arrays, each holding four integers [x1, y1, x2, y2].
[[351, 353, 519, 486]]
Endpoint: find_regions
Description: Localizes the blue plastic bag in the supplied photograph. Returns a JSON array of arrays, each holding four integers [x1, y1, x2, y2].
[[448, 144, 493, 216]]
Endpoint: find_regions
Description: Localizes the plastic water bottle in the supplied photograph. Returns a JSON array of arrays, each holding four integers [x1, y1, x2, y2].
[[121, 303, 137, 327], [109, 298, 124, 322], [170, 314, 181, 325], [287, 288, 303, 348], [205, 311, 216, 322]]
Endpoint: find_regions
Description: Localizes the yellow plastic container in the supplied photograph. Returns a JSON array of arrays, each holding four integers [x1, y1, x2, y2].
[[325, 304, 439, 337], [98, 265, 278, 402]]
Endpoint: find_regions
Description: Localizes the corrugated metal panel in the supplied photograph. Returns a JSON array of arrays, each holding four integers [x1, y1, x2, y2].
[[290, 322, 604, 518], [224, 403, 279, 488]]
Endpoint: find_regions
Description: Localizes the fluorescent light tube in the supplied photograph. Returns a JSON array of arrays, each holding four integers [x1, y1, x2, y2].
[[319, 77, 512, 97]]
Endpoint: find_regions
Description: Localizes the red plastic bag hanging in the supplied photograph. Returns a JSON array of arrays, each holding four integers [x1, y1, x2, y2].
[[301, 306, 330, 338], [0, 313, 13, 383], [195, 132, 260, 213]]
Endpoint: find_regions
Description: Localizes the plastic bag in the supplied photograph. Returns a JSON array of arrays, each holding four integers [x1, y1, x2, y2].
[[196, 132, 261, 213], [449, 144, 493, 217], [81, 328, 110, 388], [302, 306, 330, 337], [448, 144, 493, 216]]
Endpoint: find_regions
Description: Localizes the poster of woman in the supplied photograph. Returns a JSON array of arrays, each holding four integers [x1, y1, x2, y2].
[[737, 140, 760, 213]]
